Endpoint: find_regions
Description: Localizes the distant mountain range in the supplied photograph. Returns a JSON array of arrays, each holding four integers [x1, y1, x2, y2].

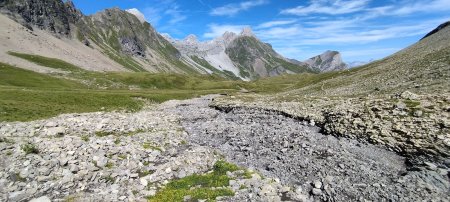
[[0, 0, 348, 80]]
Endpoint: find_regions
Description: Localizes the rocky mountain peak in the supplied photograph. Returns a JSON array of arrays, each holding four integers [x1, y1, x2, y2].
[[240, 27, 255, 37], [304, 50, 348, 72], [222, 31, 237, 41], [184, 34, 199, 45]]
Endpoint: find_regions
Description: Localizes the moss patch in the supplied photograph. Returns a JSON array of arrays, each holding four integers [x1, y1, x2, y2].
[[147, 160, 243, 202]]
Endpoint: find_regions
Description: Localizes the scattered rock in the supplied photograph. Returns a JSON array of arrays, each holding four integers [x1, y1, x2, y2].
[[401, 91, 419, 100], [45, 126, 65, 136]]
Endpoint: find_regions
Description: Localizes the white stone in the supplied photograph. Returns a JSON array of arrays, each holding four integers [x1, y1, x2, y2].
[[29, 196, 51, 202], [140, 178, 148, 187]]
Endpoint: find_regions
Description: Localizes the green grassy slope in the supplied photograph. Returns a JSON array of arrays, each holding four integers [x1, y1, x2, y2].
[[8, 51, 85, 72], [243, 26, 450, 97], [0, 59, 242, 122]]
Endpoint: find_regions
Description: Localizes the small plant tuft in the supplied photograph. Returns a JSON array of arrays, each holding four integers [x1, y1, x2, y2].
[[143, 142, 162, 151], [105, 162, 114, 169], [21, 143, 39, 155], [95, 131, 114, 137]]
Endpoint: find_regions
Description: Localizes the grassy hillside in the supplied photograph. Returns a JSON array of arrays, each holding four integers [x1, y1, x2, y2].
[[0, 60, 241, 122], [8, 51, 85, 72], [242, 26, 450, 98], [3, 24, 448, 122]]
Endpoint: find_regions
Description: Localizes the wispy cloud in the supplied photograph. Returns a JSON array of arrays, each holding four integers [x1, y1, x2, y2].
[[203, 24, 249, 38], [281, 0, 370, 16], [140, 1, 187, 26], [210, 0, 269, 17], [142, 7, 163, 26], [391, 0, 450, 15], [165, 5, 187, 24], [260, 18, 445, 45], [256, 20, 297, 29]]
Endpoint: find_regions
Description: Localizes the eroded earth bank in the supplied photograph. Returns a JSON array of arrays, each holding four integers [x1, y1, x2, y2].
[[0, 95, 449, 201]]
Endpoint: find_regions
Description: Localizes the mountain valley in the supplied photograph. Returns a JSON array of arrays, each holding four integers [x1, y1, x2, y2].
[[0, 0, 449, 201]]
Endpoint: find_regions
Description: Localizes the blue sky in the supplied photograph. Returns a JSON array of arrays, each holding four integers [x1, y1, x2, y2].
[[71, 0, 450, 62]]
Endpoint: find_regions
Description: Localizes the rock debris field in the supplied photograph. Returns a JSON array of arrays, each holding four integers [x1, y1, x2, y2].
[[1, 95, 449, 201]]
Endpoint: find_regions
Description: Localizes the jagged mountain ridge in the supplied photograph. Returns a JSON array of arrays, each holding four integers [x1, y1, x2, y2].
[[166, 28, 348, 80], [0, 0, 347, 80], [76, 8, 200, 73]]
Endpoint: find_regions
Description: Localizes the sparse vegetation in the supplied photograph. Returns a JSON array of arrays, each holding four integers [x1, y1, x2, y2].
[[10, 173, 26, 182], [143, 142, 162, 151], [138, 170, 153, 177], [102, 175, 115, 183], [95, 131, 115, 137], [81, 135, 89, 142], [126, 129, 145, 136], [147, 160, 240, 202], [114, 138, 121, 145], [21, 143, 39, 155], [404, 100, 421, 108], [105, 162, 114, 169]]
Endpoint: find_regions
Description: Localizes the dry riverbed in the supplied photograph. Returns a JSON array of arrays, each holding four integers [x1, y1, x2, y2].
[[0, 95, 449, 201]]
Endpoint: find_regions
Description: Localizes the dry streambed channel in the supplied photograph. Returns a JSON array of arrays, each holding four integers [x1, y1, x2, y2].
[[177, 95, 449, 201], [0, 95, 448, 201]]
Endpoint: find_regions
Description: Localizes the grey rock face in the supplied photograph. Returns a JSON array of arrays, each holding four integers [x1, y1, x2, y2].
[[0, 0, 82, 36], [304, 50, 348, 72], [120, 37, 146, 58]]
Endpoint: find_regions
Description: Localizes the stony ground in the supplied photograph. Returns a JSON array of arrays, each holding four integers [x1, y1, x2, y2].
[[212, 92, 450, 166], [1, 95, 449, 201]]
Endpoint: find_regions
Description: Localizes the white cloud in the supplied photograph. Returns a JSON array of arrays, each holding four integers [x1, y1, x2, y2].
[[126, 8, 146, 23], [165, 5, 187, 24], [203, 24, 248, 38], [210, 0, 269, 16], [281, 0, 370, 16], [392, 0, 450, 15], [256, 20, 297, 29], [142, 7, 162, 25], [140, 1, 187, 26]]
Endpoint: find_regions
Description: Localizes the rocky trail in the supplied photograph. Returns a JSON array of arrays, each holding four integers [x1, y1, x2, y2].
[[0, 95, 449, 201]]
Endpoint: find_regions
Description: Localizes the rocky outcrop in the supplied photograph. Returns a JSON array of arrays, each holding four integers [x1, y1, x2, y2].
[[0, 0, 82, 36], [304, 50, 348, 72]]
